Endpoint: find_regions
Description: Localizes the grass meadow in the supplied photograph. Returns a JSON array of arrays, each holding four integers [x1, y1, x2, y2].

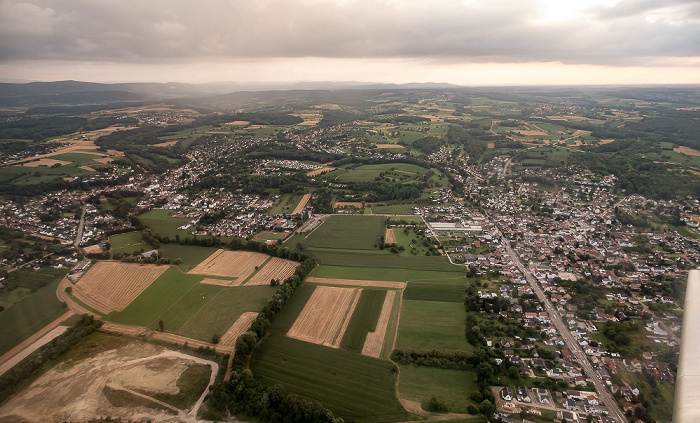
[[310, 264, 465, 282], [398, 365, 478, 413], [396, 299, 471, 351], [136, 209, 192, 239], [304, 215, 386, 250]]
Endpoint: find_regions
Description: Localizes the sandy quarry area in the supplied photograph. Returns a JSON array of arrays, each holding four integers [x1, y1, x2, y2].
[[0, 343, 216, 423]]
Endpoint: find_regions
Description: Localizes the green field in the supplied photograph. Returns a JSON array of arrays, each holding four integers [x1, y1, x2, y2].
[[0, 275, 68, 355], [398, 366, 478, 413], [251, 335, 411, 422], [268, 194, 304, 214], [309, 249, 458, 271], [403, 282, 467, 302], [0, 163, 91, 185], [137, 209, 192, 239], [49, 152, 102, 165], [336, 163, 429, 183], [396, 299, 471, 351], [109, 232, 148, 254], [311, 265, 465, 282], [370, 203, 417, 215], [304, 215, 386, 250], [158, 244, 218, 267], [341, 289, 387, 351]]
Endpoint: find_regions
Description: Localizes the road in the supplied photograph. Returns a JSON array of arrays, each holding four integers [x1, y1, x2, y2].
[[74, 204, 87, 249], [503, 242, 627, 423]]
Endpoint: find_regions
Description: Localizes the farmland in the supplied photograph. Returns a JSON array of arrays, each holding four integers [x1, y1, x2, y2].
[[251, 335, 411, 423], [396, 299, 471, 351], [398, 366, 478, 413], [73, 262, 169, 314], [108, 231, 148, 254], [361, 290, 397, 358], [158, 244, 219, 267], [287, 286, 361, 347], [188, 249, 268, 279], [335, 163, 431, 183], [304, 215, 386, 250], [340, 289, 387, 352], [136, 209, 192, 239], [244, 257, 297, 286], [310, 264, 465, 282]]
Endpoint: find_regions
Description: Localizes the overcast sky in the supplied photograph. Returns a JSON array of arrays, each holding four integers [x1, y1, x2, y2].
[[1, 0, 699, 85]]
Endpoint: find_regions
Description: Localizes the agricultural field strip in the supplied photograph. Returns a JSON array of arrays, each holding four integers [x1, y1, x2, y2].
[[287, 286, 361, 348], [245, 257, 297, 286], [199, 278, 241, 287], [292, 193, 312, 214], [218, 312, 258, 347], [361, 290, 396, 358], [385, 228, 397, 244], [74, 262, 168, 314], [305, 277, 406, 289], [187, 249, 268, 279]]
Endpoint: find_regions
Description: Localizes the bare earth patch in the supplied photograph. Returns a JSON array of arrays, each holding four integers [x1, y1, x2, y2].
[[487, 142, 495, 149], [78, 165, 96, 172], [306, 277, 406, 289], [513, 130, 547, 136], [188, 249, 268, 279], [385, 228, 397, 244], [675, 146, 700, 156], [73, 262, 168, 314], [599, 139, 616, 145], [19, 158, 71, 167], [292, 193, 312, 214], [375, 144, 405, 149], [153, 140, 178, 147], [362, 290, 396, 358], [218, 312, 258, 347], [306, 167, 335, 177], [287, 286, 361, 348]]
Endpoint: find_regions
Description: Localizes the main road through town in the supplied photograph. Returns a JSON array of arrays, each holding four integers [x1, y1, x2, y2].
[[503, 242, 627, 423]]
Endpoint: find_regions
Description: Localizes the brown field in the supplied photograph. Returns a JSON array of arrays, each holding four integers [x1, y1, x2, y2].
[[675, 146, 700, 156], [153, 140, 178, 147], [335, 201, 368, 209], [571, 130, 591, 137], [73, 262, 169, 314], [375, 143, 405, 149], [292, 193, 312, 214], [78, 165, 96, 172], [306, 166, 335, 177], [245, 257, 298, 286], [513, 130, 548, 136], [226, 120, 250, 125], [188, 249, 268, 279], [200, 278, 242, 287], [287, 286, 361, 347], [291, 113, 323, 126], [385, 228, 397, 244], [306, 277, 406, 289], [487, 142, 495, 149], [19, 158, 71, 167], [599, 139, 616, 145], [362, 290, 396, 358], [218, 312, 258, 347], [93, 157, 114, 164]]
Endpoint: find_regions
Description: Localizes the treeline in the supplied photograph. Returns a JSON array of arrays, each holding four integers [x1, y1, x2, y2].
[[349, 181, 421, 201], [0, 116, 87, 141], [391, 348, 474, 370], [0, 315, 102, 404], [207, 257, 342, 422]]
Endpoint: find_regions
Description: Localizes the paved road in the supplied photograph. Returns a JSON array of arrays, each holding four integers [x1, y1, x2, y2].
[[503, 243, 626, 423], [74, 204, 86, 249]]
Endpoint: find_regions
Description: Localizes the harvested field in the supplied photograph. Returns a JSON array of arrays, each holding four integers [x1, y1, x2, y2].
[[487, 142, 495, 149], [599, 139, 615, 145], [226, 120, 250, 125], [571, 130, 591, 137], [292, 193, 311, 214], [385, 228, 397, 244], [306, 167, 335, 177], [19, 158, 71, 167], [245, 257, 297, 286], [200, 278, 241, 287], [78, 165, 96, 172], [335, 201, 367, 209], [73, 262, 168, 314], [306, 277, 406, 289], [287, 286, 361, 348], [375, 144, 405, 149], [362, 290, 396, 358], [153, 140, 178, 147], [218, 312, 258, 347], [93, 157, 114, 164], [513, 130, 547, 136], [675, 146, 700, 156], [188, 249, 268, 279]]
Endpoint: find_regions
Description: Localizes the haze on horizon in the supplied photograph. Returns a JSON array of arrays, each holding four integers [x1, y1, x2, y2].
[[1, 0, 699, 86]]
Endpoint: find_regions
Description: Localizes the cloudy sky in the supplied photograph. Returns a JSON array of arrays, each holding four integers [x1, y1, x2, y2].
[[1, 0, 699, 85]]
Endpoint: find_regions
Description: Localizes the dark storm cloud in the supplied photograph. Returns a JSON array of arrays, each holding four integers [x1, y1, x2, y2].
[[1, 0, 698, 66]]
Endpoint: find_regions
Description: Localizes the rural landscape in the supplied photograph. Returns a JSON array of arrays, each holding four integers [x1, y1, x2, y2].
[[0, 80, 699, 423]]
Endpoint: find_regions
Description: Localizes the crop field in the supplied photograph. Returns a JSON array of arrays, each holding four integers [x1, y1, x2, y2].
[[403, 282, 467, 302], [188, 249, 268, 279], [251, 335, 411, 422], [336, 163, 429, 183], [244, 257, 297, 286], [292, 193, 312, 214], [287, 286, 361, 348], [340, 290, 387, 352], [308, 249, 459, 271], [304, 215, 386, 250], [218, 312, 258, 348], [199, 278, 240, 287], [362, 290, 397, 358], [0, 277, 67, 356], [306, 276, 406, 289], [158, 244, 219, 267], [396, 299, 471, 351], [370, 203, 417, 215], [73, 262, 169, 314], [385, 228, 397, 244], [398, 366, 477, 413], [311, 264, 465, 282]]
